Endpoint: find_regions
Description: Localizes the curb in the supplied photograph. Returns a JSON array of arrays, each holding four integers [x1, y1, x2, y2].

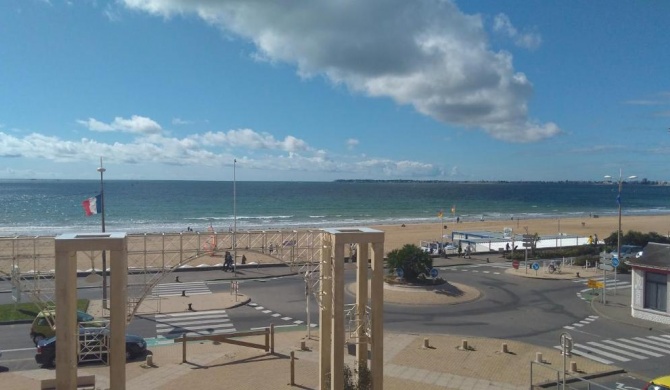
[[535, 368, 626, 388]]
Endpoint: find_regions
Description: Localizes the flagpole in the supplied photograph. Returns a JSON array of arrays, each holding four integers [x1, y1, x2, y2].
[[440, 211, 444, 250], [233, 159, 237, 278], [97, 157, 108, 308]]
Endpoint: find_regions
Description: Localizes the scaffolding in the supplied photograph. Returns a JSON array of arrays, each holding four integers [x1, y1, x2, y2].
[[0, 229, 326, 324]]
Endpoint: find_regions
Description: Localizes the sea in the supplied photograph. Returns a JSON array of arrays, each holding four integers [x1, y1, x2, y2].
[[2, 179, 670, 237]]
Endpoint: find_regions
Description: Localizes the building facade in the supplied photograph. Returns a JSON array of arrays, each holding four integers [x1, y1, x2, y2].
[[628, 242, 670, 324]]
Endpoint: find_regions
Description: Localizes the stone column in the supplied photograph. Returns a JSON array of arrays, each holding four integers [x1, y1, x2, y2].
[[319, 237, 332, 389], [370, 241, 384, 390], [330, 239, 345, 390], [55, 251, 78, 389], [109, 246, 128, 389], [54, 233, 128, 390], [356, 243, 369, 369]]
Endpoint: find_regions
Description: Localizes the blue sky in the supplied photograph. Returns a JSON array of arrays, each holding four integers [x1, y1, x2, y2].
[[0, 0, 668, 182]]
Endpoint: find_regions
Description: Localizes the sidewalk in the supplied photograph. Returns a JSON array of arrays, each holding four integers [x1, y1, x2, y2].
[[3, 255, 653, 389]]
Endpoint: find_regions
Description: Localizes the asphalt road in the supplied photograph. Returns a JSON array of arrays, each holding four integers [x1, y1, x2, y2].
[[0, 263, 666, 389]]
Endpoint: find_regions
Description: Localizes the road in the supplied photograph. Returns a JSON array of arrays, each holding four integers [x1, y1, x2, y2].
[[0, 263, 666, 389]]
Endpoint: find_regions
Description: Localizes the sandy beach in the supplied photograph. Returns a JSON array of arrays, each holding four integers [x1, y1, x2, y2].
[[2, 214, 670, 275], [374, 214, 670, 253]]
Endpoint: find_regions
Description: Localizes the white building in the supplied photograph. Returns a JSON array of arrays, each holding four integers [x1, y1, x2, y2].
[[627, 242, 670, 324]]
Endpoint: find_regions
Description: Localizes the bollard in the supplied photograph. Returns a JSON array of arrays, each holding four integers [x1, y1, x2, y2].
[[501, 343, 508, 353], [570, 361, 577, 372], [188, 303, 193, 311], [424, 338, 430, 348], [535, 352, 543, 363], [175, 276, 180, 283], [290, 351, 295, 385], [300, 340, 307, 351], [146, 354, 153, 366], [461, 339, 468, 350], [181, 290, 186, 297]]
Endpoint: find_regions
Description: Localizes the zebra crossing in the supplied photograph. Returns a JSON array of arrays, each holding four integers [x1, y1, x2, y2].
[[554, 334, 670, 364], [437, 263, 511, 275], [563, 315, 598, 330], [154, 309, 235, 338], [152, 281, 211, 297], [248, 302, 318, 329]]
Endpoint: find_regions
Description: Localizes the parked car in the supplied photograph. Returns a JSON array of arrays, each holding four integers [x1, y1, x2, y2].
[[612, 245, 644, 259], [643, 375, 670, 390], [30, 309, 103, 346], [35, 327, 147, 368]]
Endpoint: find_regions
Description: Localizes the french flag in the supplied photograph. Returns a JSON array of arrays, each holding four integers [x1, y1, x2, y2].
[[82, 195, 102, 216]]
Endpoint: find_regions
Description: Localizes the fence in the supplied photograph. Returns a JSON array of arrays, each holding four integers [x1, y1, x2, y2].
[[180, 324, 275, 363]]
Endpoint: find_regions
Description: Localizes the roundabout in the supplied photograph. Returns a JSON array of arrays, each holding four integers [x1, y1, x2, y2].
[[346, 280, 482, 306]]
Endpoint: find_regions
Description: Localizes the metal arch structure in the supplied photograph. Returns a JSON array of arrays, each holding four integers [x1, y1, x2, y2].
[[0, 229, 328, 323]]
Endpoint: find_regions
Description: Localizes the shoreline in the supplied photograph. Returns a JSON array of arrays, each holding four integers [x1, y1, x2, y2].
[[2, 215, 669, 255]]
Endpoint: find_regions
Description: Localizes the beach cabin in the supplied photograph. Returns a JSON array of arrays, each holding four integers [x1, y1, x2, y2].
[[627, 242, 670, 324]]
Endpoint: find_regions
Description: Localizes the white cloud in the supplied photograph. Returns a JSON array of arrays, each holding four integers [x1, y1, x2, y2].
[[196, 129, 309, 152], [120, 0, 560, 143], [77, 115, 163, 134], [0, 126, 437, 178], [172, 118, 194, 125], [346, 138, 359, 150], [492, 14, 542, 50]]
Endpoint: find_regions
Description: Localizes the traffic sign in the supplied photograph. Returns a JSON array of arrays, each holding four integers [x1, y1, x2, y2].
[[598, 263, 614, 271], [512, 260, 519, 269], [396, 268, 404, 278], [532, 262, 540, 271], [430, 268, 439, 278], [611, 257, 620, 267]]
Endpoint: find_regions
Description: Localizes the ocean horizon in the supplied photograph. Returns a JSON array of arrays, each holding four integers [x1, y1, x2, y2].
[[2, 179, 670, 237]]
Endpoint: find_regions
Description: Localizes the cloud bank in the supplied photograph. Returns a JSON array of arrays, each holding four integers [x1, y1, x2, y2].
[[121, 0, 561, 142], [0, 116, 437, 178]]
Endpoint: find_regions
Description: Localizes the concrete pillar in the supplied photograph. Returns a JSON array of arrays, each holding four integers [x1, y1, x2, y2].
[[330, 239, 345, 390], [109, 247, 128, 390], [55, 251, 78, 389], [356, 243, 369, 369], [319, 228, 384, 390], [54, 233, 127, 390], [319, 237, 332, 389], [370, 241, 384, 390]]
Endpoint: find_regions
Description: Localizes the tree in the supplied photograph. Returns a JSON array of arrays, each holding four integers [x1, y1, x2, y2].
[[385, 244, 433, 281]]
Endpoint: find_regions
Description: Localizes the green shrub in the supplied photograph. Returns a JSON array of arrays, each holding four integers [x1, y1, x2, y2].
[[385, 244, 432, 281]]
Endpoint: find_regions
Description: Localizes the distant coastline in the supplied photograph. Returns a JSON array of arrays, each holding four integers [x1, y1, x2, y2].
[[334, 179, 669, 185], [1, 178, 669, 185]]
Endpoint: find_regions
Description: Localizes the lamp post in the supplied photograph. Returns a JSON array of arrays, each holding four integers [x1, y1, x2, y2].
[[605, 170, 636, 296], [233, 159, 237, 278], [97, 157, 108, 308]]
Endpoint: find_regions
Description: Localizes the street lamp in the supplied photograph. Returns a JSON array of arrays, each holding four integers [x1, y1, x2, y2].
[[233, 159, 237, 277], [604, 170, 637, 264], [97, 157, 108, 308]]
